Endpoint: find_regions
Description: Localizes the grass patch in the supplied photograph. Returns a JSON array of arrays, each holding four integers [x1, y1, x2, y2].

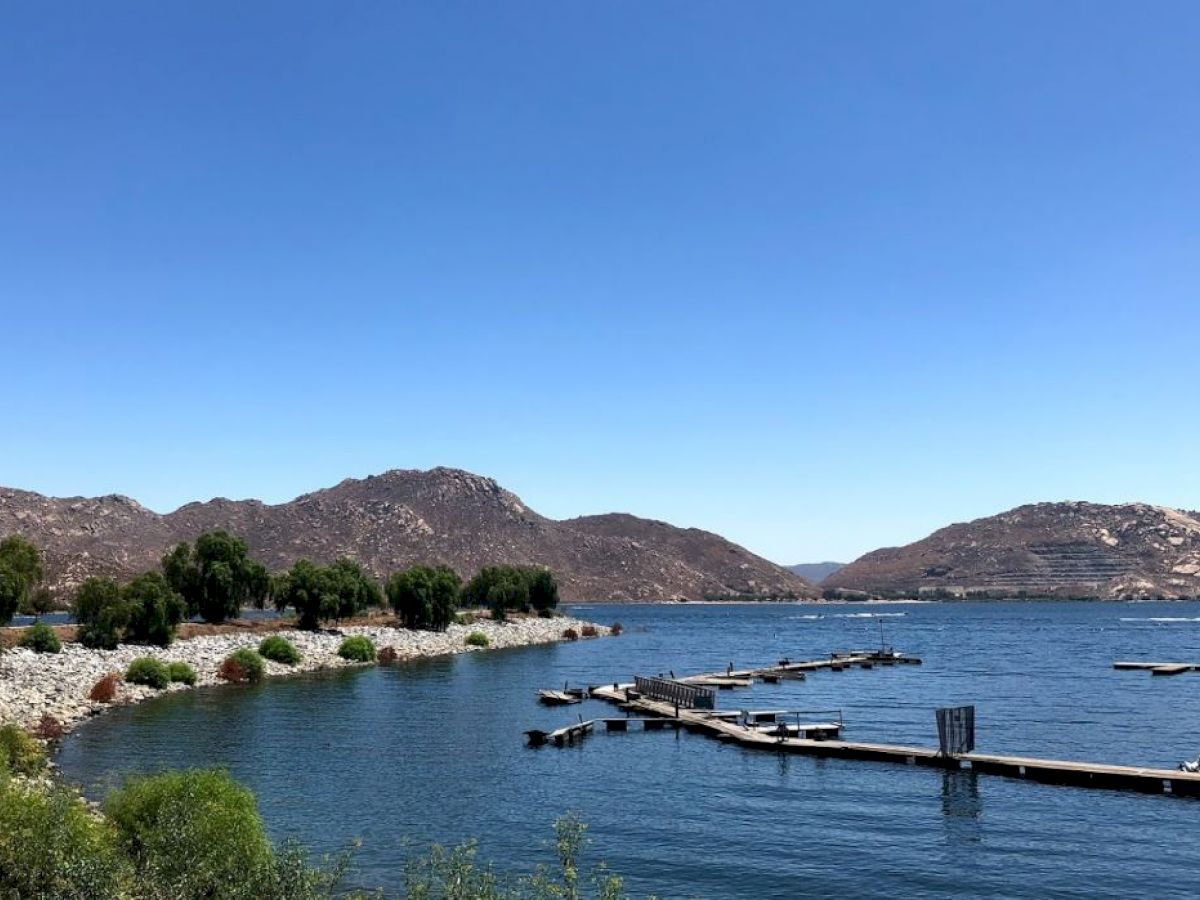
[[464, 631, 490, 648]]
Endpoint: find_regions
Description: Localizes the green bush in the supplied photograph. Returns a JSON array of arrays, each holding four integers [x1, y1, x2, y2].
[[0, 779, 132, 899], [168, 661, 197, 685], [105, 768, 274, 899], [337, 635, 376, 662], [219, 649, 266, 684], [0, 723, 46, 776], [125, 657, 171, 689], [19, 621, 62, 653], [74, 576, 128, 650], [258, 635, 302, 665], [465, 631, 490, 648]]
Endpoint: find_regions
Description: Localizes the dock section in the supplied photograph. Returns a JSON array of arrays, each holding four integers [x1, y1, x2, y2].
[[558, 654, 1200, 800]]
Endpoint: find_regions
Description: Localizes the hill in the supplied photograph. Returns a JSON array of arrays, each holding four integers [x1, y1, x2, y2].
[[825, 501, 1200, 599], [787, 562, 845, 583], [0, 468, 816, 603]]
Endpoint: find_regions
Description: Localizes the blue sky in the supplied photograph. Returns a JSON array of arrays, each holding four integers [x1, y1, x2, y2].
[[1, 2, 1197, 563]]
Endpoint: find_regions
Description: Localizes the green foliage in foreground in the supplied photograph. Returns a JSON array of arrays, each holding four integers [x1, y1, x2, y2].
[[125, 657, 171, 690], [19, 620, 62, 653], [404, 812, 631, 900], [258, 634, 302, 665], [337, 635, 377, 662], [0, 760, 635, 900], [0, 723, 47, 776], [465, 631, 490, 648], [0, 777, 132, 900]]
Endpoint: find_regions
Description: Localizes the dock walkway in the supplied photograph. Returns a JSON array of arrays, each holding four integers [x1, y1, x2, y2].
[[586, 681, 1200, 799]]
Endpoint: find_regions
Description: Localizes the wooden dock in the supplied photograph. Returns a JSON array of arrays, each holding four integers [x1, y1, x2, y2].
[[585, 683, 1200, 799], [683, 651, 923, 686], [1114, 661, 1200, 676]]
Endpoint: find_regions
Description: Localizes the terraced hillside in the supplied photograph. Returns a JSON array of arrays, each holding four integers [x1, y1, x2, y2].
[[826, 502, 1200, 599]]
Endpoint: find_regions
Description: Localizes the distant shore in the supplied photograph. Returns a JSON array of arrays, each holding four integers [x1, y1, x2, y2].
[[0, 615, 608, 736]]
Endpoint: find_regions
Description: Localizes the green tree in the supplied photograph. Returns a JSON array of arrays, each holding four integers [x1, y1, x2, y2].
[[0, 568, 22, 627], [274, 559, 380, 630], [162, 531, 269, 624], [73, 577, 128, 650], [123, 571, 188, 646], [273, 560, 332, 630], [386, 564, 461, 630], [0, 534, 42, 624], [528, 568, 560, 613], [325, 558, 383, 621]]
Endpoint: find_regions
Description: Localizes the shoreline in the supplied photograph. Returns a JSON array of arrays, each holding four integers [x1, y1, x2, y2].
[[0, 616, 607, 736]]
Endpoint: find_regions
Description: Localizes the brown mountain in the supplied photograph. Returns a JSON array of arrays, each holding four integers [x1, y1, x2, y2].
[[825, 501, 1200, 599], [0, 467, 815, 603]]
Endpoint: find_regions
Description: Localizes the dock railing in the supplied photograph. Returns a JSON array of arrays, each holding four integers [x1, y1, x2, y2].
[[633, 676, 717, 710]]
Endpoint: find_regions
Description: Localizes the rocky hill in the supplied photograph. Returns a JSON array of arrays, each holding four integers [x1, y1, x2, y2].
[[825, 502, 1200, 599], [0, 468, 816, 603]]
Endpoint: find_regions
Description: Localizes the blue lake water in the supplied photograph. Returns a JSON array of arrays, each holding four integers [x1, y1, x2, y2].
[[57, 601, 1200, 898]]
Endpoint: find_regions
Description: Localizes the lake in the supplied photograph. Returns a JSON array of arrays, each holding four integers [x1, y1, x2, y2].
[[57, 601, 1200, 898]]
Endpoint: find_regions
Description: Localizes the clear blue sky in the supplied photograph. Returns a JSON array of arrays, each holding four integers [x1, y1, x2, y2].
[[2, 2, 1197, 564]]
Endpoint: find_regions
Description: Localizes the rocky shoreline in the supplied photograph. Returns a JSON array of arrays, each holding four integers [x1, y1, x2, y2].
[[0, 616, 606, 735]]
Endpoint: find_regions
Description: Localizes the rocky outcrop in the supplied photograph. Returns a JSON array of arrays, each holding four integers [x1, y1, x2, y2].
[[826, 502, 1200, 599], [0, 468, 815, 603]]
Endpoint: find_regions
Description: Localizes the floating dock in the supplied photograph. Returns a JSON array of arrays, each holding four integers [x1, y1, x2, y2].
[[586, 683, 1200, 797], [1114, 661, 1200, 676]]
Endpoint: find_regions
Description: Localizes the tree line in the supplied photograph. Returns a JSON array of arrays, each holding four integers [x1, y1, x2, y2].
[[0, 531, 559, 647]]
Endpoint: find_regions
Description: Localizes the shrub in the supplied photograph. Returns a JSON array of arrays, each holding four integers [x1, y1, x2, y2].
[[219, 649, 265, 684], [465, 631, 490, 648], [581, 625, 598, 638], [33, 714, 64, 741], [337, 635, 376, 662], [104, 768, 274, 898], [167, 661, 197, 685], [90, 673, 122, 703], [126, 657, 171, 689], [18, 621, 61, 653], [610, 622, 624, 636], [378, 646, 400, 665], [0, 723, 46, 776], [0, 779, 132, 898], [562, 628, 579, 641], [74, 576, 128, 650], [258, 635, 302, 665]]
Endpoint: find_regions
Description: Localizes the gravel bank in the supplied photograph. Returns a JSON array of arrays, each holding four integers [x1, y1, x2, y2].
[[0, 616, 606, 733]]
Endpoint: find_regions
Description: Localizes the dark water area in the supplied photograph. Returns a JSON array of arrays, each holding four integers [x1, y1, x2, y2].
[[8, 607, 283, 627], [57, 602, 1200, 898]]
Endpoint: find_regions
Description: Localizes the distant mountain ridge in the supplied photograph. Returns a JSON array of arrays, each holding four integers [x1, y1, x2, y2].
[[0, 467, 816, 603], [826, 501, 1200, 599], [787, 562, 845, 583]]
